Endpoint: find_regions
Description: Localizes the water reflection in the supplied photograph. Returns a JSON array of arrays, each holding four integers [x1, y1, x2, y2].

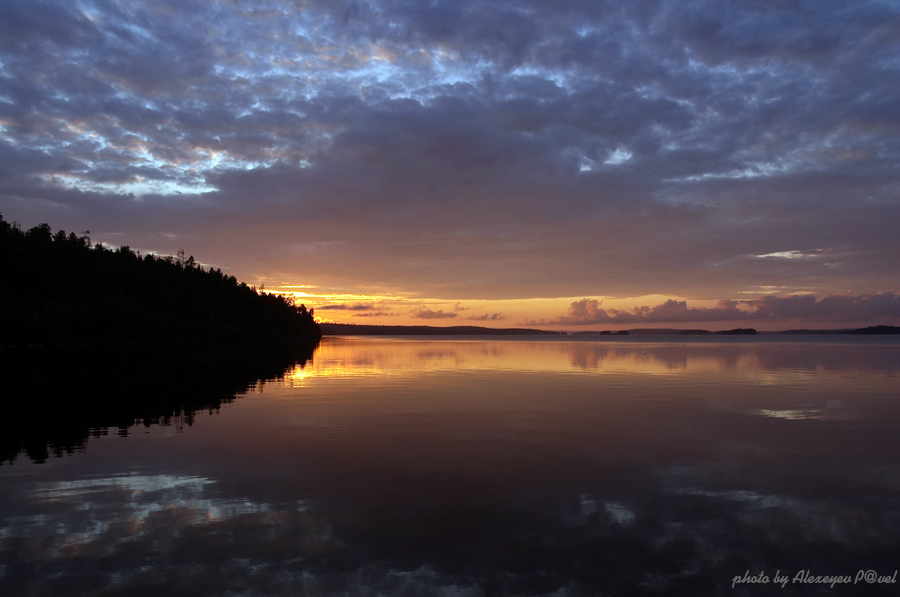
[[0, 342, 316, 464], [291, 335, 900, 378], [1, 337, 899, 595]]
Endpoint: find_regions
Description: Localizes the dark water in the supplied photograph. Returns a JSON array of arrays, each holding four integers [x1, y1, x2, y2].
[[1, 336, 899, 596]]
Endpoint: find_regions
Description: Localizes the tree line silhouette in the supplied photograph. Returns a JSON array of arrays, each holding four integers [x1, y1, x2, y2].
[[0, 214, 320, 348]]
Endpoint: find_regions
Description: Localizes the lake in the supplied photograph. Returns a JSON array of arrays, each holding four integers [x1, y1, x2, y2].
[[2, 335, 899, 595]]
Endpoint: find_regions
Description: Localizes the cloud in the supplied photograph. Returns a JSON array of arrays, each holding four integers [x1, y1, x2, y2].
[[314, 301, 399, 318], [746, 292, 900, 323], [546, 293, 900, 327], [466, 313, 506, 322], [1, 0, 898, 311], [411, 308, 458, 320], [317, 303, 383, 311]]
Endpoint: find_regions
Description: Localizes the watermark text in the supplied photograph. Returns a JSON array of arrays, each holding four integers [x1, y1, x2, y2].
[[732, 569, 897, 589]]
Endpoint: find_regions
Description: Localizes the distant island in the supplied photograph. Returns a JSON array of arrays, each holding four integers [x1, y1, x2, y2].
[[0, 215, 321, 348], [571, 328, 757, 335], [320, 323, 563, 336], [324, 324, 900, 336], [833, 325, 900, 335]]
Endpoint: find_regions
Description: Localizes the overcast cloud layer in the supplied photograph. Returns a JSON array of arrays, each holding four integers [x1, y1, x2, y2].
[[1, 0, 899, 327]]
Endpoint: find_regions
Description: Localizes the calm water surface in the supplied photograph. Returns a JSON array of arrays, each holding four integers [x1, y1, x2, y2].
[[2, 336, 899, 596]]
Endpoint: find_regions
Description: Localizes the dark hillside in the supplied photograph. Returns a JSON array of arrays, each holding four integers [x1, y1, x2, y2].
[[0, 215, 320, 348], [320, 323, 564, 335]]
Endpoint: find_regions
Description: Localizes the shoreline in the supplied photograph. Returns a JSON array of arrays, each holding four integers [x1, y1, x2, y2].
[[320, 323, 900, 336]]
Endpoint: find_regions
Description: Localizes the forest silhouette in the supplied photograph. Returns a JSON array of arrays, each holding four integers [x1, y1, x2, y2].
[[0, 214, 320, 348]]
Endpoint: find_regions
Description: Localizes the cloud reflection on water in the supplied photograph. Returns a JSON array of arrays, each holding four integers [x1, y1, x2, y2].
[[289, 336, 900, 379], [1, 337, 899, 595]]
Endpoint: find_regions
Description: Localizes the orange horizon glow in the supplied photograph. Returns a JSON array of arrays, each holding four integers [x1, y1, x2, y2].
[[258, 285, 896, 332]]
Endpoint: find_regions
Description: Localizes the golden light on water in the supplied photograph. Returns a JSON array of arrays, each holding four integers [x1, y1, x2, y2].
[[276, 337, 807, 389]]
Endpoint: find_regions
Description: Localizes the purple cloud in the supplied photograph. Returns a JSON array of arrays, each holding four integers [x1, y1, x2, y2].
[[548, 293, 900, 327], [1, 0, 897, 314], [466, 313, 506, 322], [317, 303, 383, 311], [411, 308, 459, 320]]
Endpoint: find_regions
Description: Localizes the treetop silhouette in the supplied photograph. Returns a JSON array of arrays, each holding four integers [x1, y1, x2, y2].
[[0, 214, 321, 348]]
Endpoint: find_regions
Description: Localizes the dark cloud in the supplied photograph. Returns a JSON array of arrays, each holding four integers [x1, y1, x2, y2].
[[747, 292, 900, 323], [467, 313, 506, 322], [1, 0, 898, 324], [546, 293, 900, 327], [411, 308, 458, 320], [312, 302, 401, 318], [316, 303, 381, 311]]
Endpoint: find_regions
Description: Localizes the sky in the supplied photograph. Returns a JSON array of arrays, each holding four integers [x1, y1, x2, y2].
[[1, 0, 899, 331]]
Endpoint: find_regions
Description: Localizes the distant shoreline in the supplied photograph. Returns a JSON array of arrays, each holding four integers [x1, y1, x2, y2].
[[320, 323, 900, 336], [319, 323, 564, 336]]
